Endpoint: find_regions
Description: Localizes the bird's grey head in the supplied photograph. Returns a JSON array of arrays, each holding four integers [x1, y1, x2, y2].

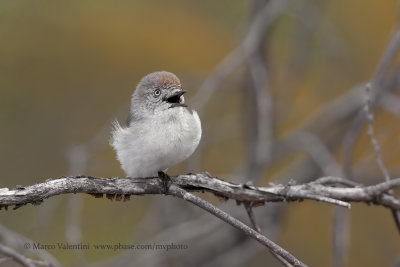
[[129, 71, 187, 121]]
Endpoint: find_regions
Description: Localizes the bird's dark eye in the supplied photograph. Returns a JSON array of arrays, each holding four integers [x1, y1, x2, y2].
[[154, 89, 161, 97]]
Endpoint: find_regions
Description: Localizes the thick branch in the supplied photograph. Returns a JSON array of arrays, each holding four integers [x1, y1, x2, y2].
[[2, 174, 400, 267], [1, 174, 400, 211]]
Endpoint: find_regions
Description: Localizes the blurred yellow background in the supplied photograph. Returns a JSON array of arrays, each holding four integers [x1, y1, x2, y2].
[[0, 1, 400, 266]]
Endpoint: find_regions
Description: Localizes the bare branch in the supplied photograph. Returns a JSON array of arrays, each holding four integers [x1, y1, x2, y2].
[[0, 244, 52, 267], [365, 84, 391, 181], [361, 28, 400, 236], [1, 174, 400, 211], [3, 173, 398, 266], [0, 224, 60, 266], [244, 201, 261, 233], [192, 0, 289, 111], [379, 92, 400, 118], [370, 30, 400, 88], [365, 83, 400, 233], [167, 184, 306, 267], [1, 174, 400, 267], [332, 26, 400, 267]]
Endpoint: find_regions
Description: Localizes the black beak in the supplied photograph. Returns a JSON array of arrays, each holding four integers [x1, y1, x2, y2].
[[165, 90, 188, 108], [170, 90, 187, 98]]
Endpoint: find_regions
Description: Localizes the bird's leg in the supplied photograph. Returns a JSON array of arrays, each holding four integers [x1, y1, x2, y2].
[[158, 171, 171, 194]]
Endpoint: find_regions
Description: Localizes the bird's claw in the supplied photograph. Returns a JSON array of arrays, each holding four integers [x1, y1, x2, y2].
[[158, 171, 171, 194]]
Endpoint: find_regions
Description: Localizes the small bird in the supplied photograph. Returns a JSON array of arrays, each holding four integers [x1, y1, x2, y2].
[[110, 71, 202, 180]]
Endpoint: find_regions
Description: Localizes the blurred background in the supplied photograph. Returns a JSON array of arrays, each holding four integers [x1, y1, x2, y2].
[[1, 0, 400, 266]]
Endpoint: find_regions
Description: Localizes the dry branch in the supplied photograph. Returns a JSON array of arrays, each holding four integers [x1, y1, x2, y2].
[[167, 184, 306, 267], [0, 244, 52, 267], [2, 174, 400, 267], [1, 174, 312, 266], [1, 174, 400, 211]]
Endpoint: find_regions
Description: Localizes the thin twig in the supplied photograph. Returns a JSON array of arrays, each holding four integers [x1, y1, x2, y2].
[[241, 0, 290, 170], [370, 30, 400, 88], [336, 28, 400, 267], [379, 92, 400, 118], [192, 0, 289, 111], [365, 83, 400, 233], [167, 184, 307, 267], [244, 201, 261, 233], [364, 83, 391, 181], [285, 132, 342, 176], [342, 29, 400, 180], [313, 177, 360, 187], [0, 224, 60, 266], [0, 243, 44, 267]]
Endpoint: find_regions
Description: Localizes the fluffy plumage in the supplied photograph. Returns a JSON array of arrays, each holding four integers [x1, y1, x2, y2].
[[110, 71, 202, 178]]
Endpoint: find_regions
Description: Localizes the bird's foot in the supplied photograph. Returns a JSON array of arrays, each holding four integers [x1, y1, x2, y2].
[[158, 171, 171, 194]]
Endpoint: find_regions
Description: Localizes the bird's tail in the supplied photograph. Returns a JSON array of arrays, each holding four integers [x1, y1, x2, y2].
[[109, 120, 123, 146]]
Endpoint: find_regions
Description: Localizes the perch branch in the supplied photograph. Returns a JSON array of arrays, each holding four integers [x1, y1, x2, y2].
[[2, 173, 400, 266], [1, 174, 400, 211]]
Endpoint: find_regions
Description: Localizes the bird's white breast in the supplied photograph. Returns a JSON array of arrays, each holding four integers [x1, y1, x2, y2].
[[111, 108, 201, 178]]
